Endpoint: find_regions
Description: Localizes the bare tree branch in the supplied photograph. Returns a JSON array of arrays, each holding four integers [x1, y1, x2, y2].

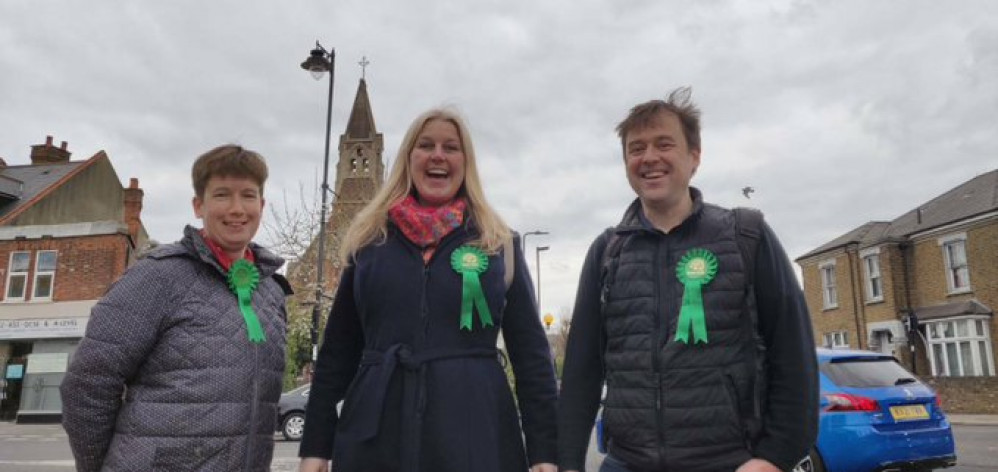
[[263, 178, 322, 261]]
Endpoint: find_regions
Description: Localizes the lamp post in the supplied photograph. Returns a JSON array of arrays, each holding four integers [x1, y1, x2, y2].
[[521, 230, 548, 255], [535, 246, 549, 312], [301, 41, 335, 362]]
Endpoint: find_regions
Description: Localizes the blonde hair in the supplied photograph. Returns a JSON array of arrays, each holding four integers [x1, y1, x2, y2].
[[339, 108, 512, 264]]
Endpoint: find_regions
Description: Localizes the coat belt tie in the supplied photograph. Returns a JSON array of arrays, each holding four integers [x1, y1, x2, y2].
[[353, 344, 499, 443]]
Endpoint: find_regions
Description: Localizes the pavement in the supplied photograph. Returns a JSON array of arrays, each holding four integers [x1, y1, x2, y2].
[[947, 414, 998, 426], [0, 415, 994, 472]]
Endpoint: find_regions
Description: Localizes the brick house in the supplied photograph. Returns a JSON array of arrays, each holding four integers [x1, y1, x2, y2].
[[0, 136, 147, 422], [796, 170, 997, 385]]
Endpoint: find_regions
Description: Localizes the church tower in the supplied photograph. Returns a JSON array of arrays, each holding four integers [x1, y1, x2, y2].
[[323, 77, 384, 275], [332, 78, 384, 229], [288, 77, 384, 304]]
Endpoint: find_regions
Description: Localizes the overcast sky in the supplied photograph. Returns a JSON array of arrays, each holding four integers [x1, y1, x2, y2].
[[2, 0, 996, 320]]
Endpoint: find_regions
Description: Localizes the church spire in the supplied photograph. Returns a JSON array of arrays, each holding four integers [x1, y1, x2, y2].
[[335, 77, 384, 195], [344, 78, 377, 140]]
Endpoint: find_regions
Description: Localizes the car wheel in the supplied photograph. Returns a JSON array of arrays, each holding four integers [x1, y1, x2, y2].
[[282, 412, 305, 441], [792, 449, 825, 472]]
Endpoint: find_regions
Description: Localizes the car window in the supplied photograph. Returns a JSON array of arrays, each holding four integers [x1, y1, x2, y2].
[[820, 358, 920, 388]]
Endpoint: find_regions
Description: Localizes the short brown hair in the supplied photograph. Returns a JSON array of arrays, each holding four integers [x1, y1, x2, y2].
[[191, 145, 269, 198], [616, 86, 702, 156]]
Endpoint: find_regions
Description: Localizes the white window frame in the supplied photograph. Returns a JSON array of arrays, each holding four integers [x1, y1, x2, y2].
[[5, 251, 31, 302], [860, 247, 883, 303], [32, 250, 58, 301], [823, 331, 850, 349], [819, 259, 838, 309], [938, 233, 971, 294], [925, 317, 994, 377]]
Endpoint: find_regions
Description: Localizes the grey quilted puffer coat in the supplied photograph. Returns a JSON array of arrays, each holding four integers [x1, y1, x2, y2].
[[61, 226, 290, 472]]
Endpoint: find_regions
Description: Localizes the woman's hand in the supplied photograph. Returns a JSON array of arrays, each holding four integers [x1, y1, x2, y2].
[[299, 457, 329, 472], [531, 462, 558, 472]]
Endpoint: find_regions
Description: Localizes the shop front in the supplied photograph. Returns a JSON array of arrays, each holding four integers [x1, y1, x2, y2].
[[0, 300, 95, 423]]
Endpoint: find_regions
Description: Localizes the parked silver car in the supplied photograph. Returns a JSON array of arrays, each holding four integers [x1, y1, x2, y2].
[[276, 384, 310, 441]]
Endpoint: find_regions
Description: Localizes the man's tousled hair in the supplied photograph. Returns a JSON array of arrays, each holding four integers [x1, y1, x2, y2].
[[616, 86, 702, 155]]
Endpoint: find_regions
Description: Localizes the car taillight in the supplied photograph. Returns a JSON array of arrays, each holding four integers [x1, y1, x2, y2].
[[935, 395, 943, 410], [824, 393, 879, 412]]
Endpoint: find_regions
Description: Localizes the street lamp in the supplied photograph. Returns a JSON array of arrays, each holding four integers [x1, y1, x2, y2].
[[535, 246, 550, 312], [521, 230, 548, 254], [301, 41, 335, 362]]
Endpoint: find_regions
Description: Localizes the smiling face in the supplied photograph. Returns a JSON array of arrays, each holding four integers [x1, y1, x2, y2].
[[624, 111, 701, 211], [192, 175, 265, 260], [409, 119, 466, 206]]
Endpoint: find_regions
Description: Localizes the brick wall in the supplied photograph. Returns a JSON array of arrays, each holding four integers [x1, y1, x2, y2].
[[802, 250, 865, 349], [967, 223, 998, 360], [862, 246, 900, 324], [0, 234, 130, 302], [924, 376, 998, 414], [909, 235, 955, 307]]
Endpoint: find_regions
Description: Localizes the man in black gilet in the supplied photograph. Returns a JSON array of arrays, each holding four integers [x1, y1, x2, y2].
[[558, 88, 818, 472]]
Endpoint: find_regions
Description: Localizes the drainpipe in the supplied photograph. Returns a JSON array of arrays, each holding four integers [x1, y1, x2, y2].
[[847, 244, 867, 350], [899, 241, 917, 373]]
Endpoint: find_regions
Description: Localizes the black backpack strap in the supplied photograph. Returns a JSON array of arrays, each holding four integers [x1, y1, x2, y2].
[[598, 230, 626, 374], [599, 228, 625, 308], [733, 207, 763, 288], [733, 207, 768, 442], [595, 227, 624, 451]]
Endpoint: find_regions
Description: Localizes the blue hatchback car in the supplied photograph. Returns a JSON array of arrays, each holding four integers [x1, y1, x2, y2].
[[596, 349, 958, 472], [794, 348, 957, 472]]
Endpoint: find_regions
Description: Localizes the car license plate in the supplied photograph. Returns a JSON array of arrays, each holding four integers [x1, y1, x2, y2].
[[889, 404, 929, 421]]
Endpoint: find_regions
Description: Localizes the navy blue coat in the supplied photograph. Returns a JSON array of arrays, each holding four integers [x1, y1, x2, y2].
[[300, 223, 558, 472]]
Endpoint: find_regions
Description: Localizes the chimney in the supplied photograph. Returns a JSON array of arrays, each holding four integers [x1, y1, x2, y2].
[[30, 135, 72, 164], [123, 177, 144, 243]]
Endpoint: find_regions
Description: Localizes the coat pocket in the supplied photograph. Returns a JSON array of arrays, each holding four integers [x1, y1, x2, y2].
[[152, 441, 227, 471]]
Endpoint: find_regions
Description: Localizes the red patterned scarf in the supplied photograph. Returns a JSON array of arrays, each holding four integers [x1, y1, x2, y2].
[[389, 195, 466, 257]]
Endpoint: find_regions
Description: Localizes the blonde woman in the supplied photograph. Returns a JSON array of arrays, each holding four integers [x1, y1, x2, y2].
[[299, 109, 557, 472]]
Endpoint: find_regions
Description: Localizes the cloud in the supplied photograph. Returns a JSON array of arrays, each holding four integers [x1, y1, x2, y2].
[[1, 0, 995, 315]]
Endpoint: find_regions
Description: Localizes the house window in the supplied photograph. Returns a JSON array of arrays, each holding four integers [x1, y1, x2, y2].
[[5, 251, 31, 301], [823, 331, 849, 349], [926, 318, 994, 377], [939, 234, 970, 294], [32, 250, 58, 300], [863, 253, 883, 302], [819, 259, 837, 309]]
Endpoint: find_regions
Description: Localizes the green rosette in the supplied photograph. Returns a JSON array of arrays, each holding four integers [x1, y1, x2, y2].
[[674, 248, 718, 345], [227, 258, 265, 343], [451, 246, 494, 331]]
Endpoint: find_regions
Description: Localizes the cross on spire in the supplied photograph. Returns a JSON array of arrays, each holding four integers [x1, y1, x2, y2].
[[358, 56, 370, 79]]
